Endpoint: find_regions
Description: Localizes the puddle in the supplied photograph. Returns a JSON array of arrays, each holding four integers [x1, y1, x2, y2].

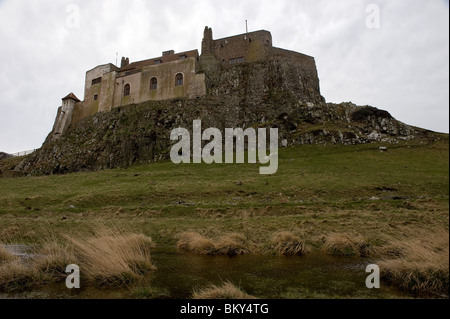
[[149, 249, 407, 299], [0, 246, 424, 299]]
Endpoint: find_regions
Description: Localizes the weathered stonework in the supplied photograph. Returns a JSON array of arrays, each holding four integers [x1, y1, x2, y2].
[[201, 27, 273, 68], [51, 93, 80, 140], [12, 26, 440, 177], [15, 56, 442, 176], [50, 27, 322, 141]]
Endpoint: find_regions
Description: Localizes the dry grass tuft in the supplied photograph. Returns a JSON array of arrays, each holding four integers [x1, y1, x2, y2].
[[0, 229, 157, 291], [176, 232, 252, 256], [271, 232, 307, 256], [0, 226, 20, 241], [322, 233, 357, 256], [67, 230, 156, 286], [0, 245, 33, 290], [322, 233, 371, 257], [378, 230, 449, 295], [176, 232, 216, 255], [33, 242, 75, 279], [214, 234, 251, 256], [0, 245, 18, 263], [193, 281, 256, 299], [0, 260, 38, 291]]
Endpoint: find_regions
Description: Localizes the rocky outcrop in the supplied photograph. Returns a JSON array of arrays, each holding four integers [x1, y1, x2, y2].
[[14, 58, 443, 176]]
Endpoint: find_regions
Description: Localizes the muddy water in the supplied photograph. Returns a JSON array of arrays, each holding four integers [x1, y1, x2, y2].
[[0, 245, 415, 299], [149, 249, 408, 299]]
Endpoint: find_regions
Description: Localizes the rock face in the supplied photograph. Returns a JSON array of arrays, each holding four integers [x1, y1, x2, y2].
[[15, 57, 439, 176]]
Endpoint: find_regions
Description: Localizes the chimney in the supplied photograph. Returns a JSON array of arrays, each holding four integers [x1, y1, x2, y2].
[[121, 57, 130, 68]]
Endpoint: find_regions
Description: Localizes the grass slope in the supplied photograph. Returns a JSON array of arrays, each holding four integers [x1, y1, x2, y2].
[[1, 142, 448, 244], [0, 141, 448, 295]]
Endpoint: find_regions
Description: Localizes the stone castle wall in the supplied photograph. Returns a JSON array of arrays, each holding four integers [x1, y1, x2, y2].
[[113, 57, 206, 108], [202, 28, 273, 68], [52, 27, 321, 140], [70, 57, 206, 128]]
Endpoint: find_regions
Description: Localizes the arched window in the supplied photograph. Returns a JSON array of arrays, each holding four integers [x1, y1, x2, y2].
[[150, 77, 158, 90], [175, 73, 184, 86], [124, 83, 130, 96]]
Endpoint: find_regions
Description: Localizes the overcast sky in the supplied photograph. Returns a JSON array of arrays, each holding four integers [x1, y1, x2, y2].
[[0, 0, 448, 154]]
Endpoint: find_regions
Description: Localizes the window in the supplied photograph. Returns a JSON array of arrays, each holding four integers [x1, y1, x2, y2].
[[229, 57, 245, 65], [154, 59, 162, 65], [150, 77, 158, 90], [91, 77, 102, 85], [179, 55, 187, 60], [93, 94, 98, 101], [124, 83, 131, 96], [175, 73, 183, 86]]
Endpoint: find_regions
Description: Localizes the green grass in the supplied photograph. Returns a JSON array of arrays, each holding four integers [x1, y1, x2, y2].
[[0, 140, 448, 296], [0, 141, 448, 249]]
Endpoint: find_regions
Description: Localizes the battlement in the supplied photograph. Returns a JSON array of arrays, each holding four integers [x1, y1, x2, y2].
[[202, 27, 272, 68]]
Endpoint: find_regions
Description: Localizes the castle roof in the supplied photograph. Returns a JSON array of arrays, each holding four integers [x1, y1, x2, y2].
[[62, 93, 81, 102], [120, 49, 199, 72]]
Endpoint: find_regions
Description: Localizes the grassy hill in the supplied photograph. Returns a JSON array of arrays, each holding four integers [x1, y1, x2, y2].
[[0, 140, 448, 297]]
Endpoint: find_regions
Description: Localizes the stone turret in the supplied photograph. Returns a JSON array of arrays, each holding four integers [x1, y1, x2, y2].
[[201, 26, 213, 55], [51, 93, 80, 140]]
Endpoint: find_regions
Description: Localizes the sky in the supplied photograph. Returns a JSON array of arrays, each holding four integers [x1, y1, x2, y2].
[[0, 0, 448, 154]]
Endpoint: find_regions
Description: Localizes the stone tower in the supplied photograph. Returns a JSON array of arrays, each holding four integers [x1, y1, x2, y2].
[[201, 26, 213, 55], [51, 93, 80, 140]]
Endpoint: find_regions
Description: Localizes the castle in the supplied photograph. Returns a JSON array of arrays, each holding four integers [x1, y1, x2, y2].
[[51, 26, 319, 140]]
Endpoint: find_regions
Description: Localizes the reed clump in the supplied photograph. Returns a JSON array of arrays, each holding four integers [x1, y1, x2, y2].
[[66, 230, 156, 286], [193, 281, 256, 299], [0, 229, 157, 291], [176, 232, 216, 255], [270, 232, 307, 256], [176, 232, 252, 256], [322, 233, 371, 257], [378, 230, 449, 295], [0, 260, 39, 291]]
